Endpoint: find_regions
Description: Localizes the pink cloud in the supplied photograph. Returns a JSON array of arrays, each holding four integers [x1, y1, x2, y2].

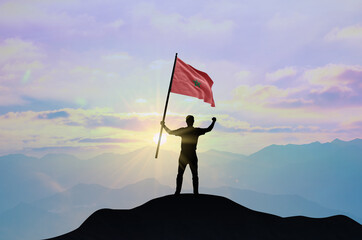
[[78, 138, 138, 143], [270, 64, 362, 109]]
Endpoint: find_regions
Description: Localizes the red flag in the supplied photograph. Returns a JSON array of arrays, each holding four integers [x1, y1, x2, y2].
[[171, 57, 215, 107]]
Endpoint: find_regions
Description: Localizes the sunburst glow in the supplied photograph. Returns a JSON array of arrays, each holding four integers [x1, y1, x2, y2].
[[153, 133, 167, 145]]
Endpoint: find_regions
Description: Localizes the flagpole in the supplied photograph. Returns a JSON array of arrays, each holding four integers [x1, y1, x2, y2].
[[155, 53, 178, 158]]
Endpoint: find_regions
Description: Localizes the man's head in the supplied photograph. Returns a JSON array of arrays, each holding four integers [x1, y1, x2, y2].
[[186, 115, 194, 126]]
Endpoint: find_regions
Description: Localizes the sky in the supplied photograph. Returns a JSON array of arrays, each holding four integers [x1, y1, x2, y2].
[[0, 0, 362, 157]]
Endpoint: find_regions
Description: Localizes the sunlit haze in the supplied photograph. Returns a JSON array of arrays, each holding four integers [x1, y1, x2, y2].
[[153, 133, 167, 145], [0, 0, 361, 158]]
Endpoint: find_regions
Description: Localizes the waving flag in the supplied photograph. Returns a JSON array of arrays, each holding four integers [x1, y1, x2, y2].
[[171, 57, 215, 107], [156, 54, 215, 158]]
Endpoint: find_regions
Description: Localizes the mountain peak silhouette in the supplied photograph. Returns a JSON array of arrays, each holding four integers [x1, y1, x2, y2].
[[47, 194, 361, 240]]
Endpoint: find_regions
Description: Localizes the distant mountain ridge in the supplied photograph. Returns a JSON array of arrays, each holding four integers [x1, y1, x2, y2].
[[1, 178, 358, 240], [1, 138, 361, 239], [243, 138, 362, 217], [47, 194, 362, 240], [1, 138, 361, 214], [249, 138, 362, 159]]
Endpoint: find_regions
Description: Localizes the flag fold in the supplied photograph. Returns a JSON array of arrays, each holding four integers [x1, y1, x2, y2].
[[171, 57, 215, 107]]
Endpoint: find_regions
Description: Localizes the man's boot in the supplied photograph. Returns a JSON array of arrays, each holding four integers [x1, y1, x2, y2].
[[193, 177, 199, 195]]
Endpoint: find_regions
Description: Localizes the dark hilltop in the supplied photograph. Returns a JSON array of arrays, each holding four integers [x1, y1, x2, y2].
[[47, 194, 362, 240]]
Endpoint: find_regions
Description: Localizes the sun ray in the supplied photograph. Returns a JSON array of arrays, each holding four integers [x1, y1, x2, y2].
[[153, 133, 167, 145]]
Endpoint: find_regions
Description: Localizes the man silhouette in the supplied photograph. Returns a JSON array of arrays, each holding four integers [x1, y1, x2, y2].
[[161, 115, 216, 195]]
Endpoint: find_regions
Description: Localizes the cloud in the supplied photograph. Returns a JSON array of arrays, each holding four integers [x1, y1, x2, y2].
[[0, 108, 163, 156], [267, 12, 308, 30], [107, 19, 125, 29], [0, 0, 126, 40], [1, 0, 362, 156], [0, 90, 27, 106], [148, 59, 171, 70], [353, 121, 362, 127], [234, 64, 362, 110], [28, 146, 82, 152], [263, 11, 321, 57], [232, 84, 289, 105], [0, 51, 134, 108], [0, 46, 171, 111], [210, 114, 320, 134], [55, 109, 162, 132], [215, 121, 318, 134], [133, 2, 234, 38], [78, 138, 138, 143], [0, 38, 44, 64], [325, 24, 362, 42], [0, 38, 45, 105], [214, 115, 250, 129], [307, 86, 355, 107], [301, 64, 362, 108], [0, 1, 92, 29], [101, 52, 131, 61], [266, 67, 297, 82], [38, 110, 70, 119], [84, 115, 144, 130], [268, 98, 313, 109], [303, 64, 362, 87], [220, 63, 362, 140], [25, 144, 131, 158], [234, 70, 252, 82]]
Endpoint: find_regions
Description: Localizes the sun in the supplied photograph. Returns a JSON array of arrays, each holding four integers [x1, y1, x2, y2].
[[153, 133, 167, 145]]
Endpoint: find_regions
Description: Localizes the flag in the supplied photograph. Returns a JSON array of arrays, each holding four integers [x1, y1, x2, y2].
[[171, 57, 215, 107]]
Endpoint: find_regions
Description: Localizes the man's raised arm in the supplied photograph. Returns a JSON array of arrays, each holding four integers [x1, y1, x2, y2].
[[204, 117, 217, 133]]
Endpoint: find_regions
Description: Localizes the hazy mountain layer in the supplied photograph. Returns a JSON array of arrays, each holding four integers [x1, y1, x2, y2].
[[0, 179, 358, 240], [1, 139, 361, 239]]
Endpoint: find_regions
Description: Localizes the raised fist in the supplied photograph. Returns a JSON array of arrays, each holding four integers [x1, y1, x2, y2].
[[212, 117, 216, 122]]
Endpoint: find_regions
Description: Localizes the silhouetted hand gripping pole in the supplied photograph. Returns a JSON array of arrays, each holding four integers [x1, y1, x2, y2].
[[155, 53, 178, 158]]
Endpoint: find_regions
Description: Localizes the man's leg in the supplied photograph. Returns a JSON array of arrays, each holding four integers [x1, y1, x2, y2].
[[175, 153, 187, 195], [189, 153, 199, 195]]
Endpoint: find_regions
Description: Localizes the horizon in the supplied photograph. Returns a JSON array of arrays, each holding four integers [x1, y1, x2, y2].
[[1, 137, 360, 159]]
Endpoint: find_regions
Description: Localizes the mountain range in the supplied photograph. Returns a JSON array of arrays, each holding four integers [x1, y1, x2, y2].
[[0, 138, 361, 239], [1, 178, 350, 240]]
